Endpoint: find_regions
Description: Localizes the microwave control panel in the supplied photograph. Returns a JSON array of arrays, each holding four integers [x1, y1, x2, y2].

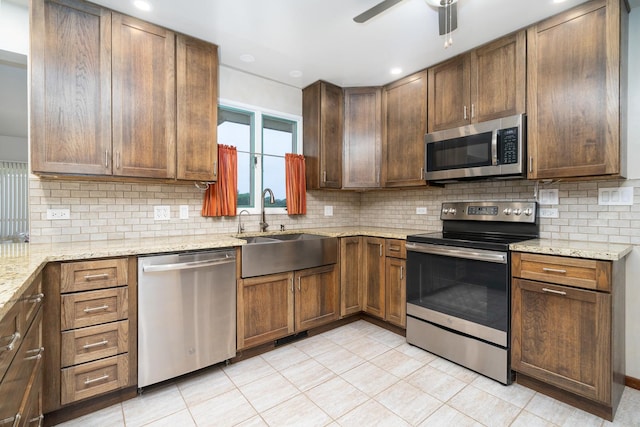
[[498, 127, 519, 164]]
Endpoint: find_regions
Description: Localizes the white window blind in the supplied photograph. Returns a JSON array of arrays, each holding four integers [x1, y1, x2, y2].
[[0, 161, 29, 241]]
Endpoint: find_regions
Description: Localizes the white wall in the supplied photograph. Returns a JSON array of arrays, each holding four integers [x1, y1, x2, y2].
[[219, 65, 302, 116], [0, 1, 29, 56], [0, 135, 27, 161]]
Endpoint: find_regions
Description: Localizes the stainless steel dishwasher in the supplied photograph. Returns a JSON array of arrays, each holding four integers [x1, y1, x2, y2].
[[137, 249, 236, 388]]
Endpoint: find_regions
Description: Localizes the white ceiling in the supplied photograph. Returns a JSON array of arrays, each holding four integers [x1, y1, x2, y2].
[[90, 0, 636, 89]]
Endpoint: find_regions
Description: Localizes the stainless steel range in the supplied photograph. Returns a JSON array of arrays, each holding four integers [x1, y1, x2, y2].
[[405, 201, 538, 384]]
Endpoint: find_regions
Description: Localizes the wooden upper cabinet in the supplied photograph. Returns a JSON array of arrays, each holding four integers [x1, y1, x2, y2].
[[303, 81, 343, 189], [343, 87, 382, 189], [428, 55, 470, 132], [428, 31, 525, 133], [31, 0, 112, 175], [471, 31, 526, 123], [382, 70, 428, 187], [176, 35, 219, 182], [112, 14, 176, 179], [527, 0, 627, 180]]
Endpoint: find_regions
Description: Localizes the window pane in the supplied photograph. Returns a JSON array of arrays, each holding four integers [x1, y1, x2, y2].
[[262, 156, 286, 208], [218, 107, 254, 208], [263, 116, 295, 156], [237, 152, 253, 208]]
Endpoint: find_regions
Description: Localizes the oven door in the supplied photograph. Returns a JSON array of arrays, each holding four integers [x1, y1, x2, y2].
[[406, 242, 510, 347]]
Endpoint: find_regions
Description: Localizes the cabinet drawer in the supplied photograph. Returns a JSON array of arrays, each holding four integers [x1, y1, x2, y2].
[[21, 274, 44, 332], [385, 239, 406, 259], [0, 309, 42, 423], [512, 252, 611, 291], [0, 301, 22, 382], [61, 258, 128, 293], [61, 288, 128, 331], [61, 321, 129, 368], [61, 354, 129, 405]]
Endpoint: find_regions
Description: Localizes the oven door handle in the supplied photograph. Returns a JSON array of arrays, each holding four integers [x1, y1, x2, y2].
[[406, 242, 507, 264]]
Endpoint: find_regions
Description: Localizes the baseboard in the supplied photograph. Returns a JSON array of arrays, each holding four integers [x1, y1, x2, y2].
[[625, 376, 640, 390]]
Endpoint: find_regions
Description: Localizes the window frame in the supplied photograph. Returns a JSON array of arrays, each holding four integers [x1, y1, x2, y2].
[[218, 98, 303, 215]]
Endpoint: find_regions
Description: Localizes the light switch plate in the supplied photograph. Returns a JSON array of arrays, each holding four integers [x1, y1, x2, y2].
[[599, 187, 634, 206], [539, 189, 559, 205], [416, 207, 428, 215], [324, 206, 333, 216], [179, 205, 189, 219]]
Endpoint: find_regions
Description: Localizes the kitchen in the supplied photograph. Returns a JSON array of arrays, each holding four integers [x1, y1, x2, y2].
[[1, 0, 640, 425]]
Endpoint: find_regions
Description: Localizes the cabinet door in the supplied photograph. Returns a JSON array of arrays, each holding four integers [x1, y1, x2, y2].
[[471, 31, 526, 123], [295, 265, 340, 331], [527, 0, 622, 179], [428, 54, 470, 132], [382, 71, 428, 187], [343, 87, 381, 189], [512, 278, 611, 403], [385, 257, 406, 328], [31, 0, 112, 175], [112, 14, 176, 179], [176, 35, 219, 182], [302, 81, 343, 189], [237, 273, 294, 350], [362, 237, 385, 319], [340, 237, 363, 317]]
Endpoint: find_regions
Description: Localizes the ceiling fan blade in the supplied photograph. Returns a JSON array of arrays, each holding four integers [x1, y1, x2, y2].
[[353, 0, 404, 23], [438, 2, 458, 35]]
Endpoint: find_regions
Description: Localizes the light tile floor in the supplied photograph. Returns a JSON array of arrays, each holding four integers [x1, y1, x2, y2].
[[55, 320, 640, 427]]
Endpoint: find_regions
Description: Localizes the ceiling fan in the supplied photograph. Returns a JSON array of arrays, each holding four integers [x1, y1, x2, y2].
[[354, 0, 458, 37]]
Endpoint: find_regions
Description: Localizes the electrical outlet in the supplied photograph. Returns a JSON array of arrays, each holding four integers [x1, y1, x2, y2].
[[324, 206, 333, 216], [539, 208, 559, 218], [154, 205, 171, 221], [46, 208, 70, 220], [416, 207, 428, 215], [598, 187, 633, 206], [179, 205, 189, 219], [539, 189, 559, 205]]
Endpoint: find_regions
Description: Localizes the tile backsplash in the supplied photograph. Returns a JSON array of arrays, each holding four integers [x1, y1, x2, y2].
[[29, 177, 638, 245]]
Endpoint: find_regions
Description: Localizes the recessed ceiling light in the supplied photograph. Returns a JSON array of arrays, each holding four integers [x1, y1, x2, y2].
[[390, 67, 402, 75], [239, 54, 255, 63], [133, 0, 152, 11], [289, 70, 303, 78], [552, 0, 567, 3]]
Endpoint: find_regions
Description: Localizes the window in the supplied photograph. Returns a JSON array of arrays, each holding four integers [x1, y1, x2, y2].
[[217, 101, 301, 213]]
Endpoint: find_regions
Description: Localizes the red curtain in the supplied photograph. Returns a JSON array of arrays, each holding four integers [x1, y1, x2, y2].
[[202, 145, 237, 217], [285, 153, 307, 215]]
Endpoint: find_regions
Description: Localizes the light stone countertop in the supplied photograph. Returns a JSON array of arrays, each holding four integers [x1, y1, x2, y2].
[[510, 238, 633, 261], [0, 226, 429, 319]]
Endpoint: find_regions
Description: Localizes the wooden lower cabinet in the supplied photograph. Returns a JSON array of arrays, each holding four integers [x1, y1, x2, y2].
[[511, 252, 625, 421], [340, 237, 363, 317], [43, 257, 137, 416], [385, 252, 406, 328], [363, 237, 385, 319], [237, 264, 339, 350]]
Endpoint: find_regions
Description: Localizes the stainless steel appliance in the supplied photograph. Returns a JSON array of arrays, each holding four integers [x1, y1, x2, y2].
[[137, 249, 236, 388], [406, 201, 538, 384], [424, 114, 525, 182]]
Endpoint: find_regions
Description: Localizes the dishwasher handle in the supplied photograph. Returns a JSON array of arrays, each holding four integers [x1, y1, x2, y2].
[[142, 257, 235, 273]]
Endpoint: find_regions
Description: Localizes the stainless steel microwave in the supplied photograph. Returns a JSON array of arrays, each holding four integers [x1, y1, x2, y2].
[[424, 114, 525, 182]]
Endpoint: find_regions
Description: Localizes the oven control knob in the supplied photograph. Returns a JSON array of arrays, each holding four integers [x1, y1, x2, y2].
[[442, 208, 449, 214], [524, 208, 533, 216], [449, 208, 457, 215], [503, 208, 512, 215], [513, 208, 522, 216]]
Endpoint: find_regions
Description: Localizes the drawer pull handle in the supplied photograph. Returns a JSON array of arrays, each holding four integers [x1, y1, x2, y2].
[[0, 332, 20, 352], [27, 293, 45, 304], [83, 339, 109, 350], [84, 273, 110, 281], [84, 373, 110, 385], [542, 267, 567, 274], [542, 287, 567, 296], [389, 246, 400, 251], [83, 305, 109, 313], [24, 347, 44, 361]]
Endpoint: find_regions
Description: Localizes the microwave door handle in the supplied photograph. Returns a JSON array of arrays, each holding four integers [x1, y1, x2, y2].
[[491, 129, 499, 166]]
